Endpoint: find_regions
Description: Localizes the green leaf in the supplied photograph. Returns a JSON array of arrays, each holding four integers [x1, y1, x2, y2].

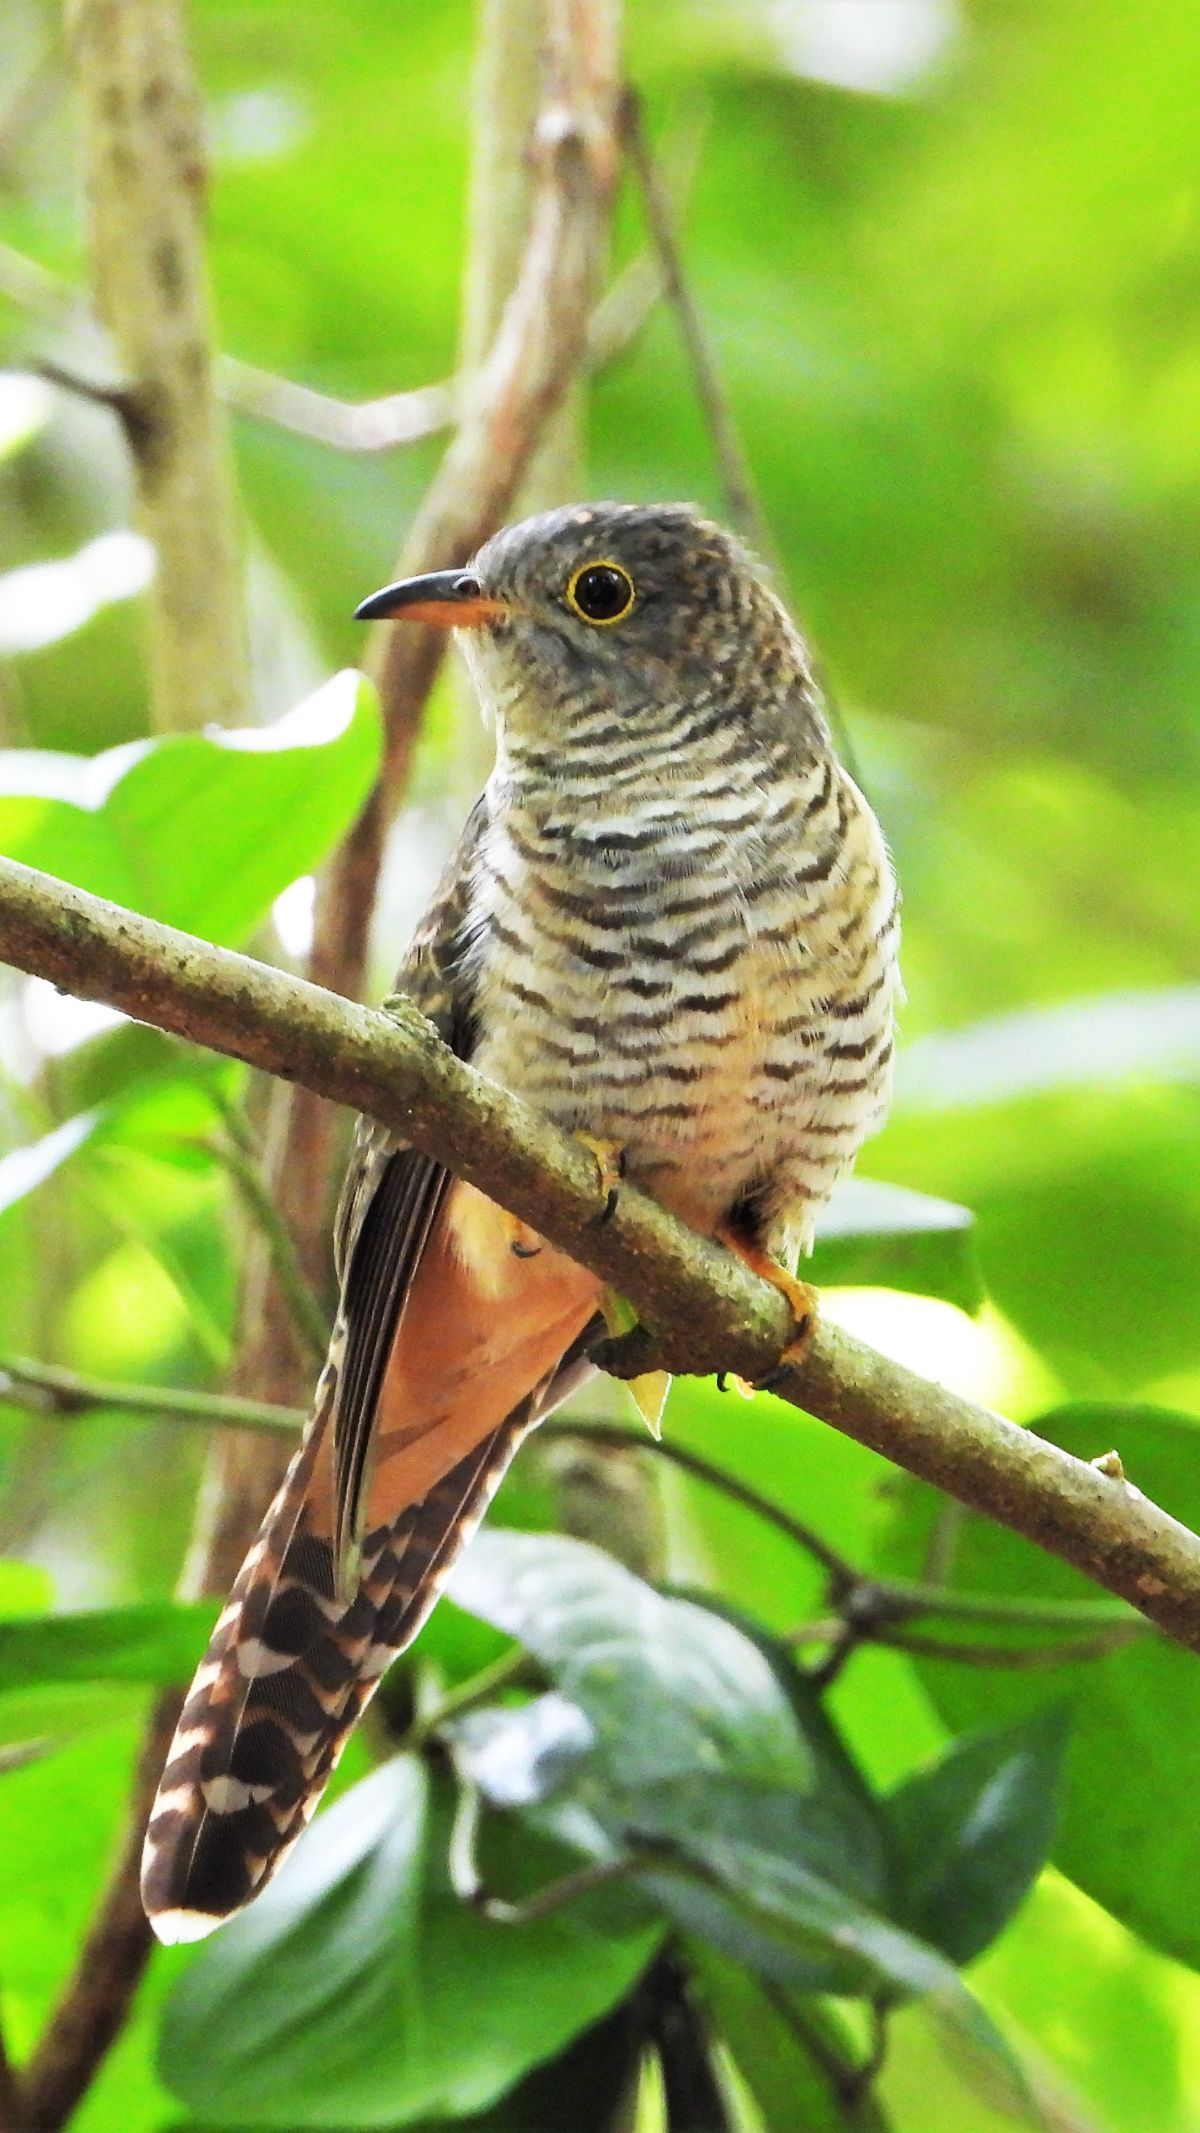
[[447, 1528, 814, 1795], [633, 1806, 970, 2002], [0, 670, 381, 948], [688, 1941, 892, 2133], [0, 1598, 218, 1694], [668, 1588, 889, 1882], [0, 1110, 101, 1218], [447, 1534, 963, 1996], [172, 1994, 644, 2133], [159, 1755, 660, 2129], [0, 1711, 168, 2051], [811, 1177, 983, 1313], [868, 1400, 1200, 1971], [883, 1709, 1068, 1966]]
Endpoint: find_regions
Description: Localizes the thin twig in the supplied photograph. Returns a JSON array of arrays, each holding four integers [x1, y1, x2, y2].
[[882, 1623, 1142, 1668], [205, 1136, 330, 1367], [2, 857, 1200, 1650], [405, 1646, 532, 1750], [806, 1626, 860, 1692], [448, 1777, 660, 1924], [0, 1355, 304, 1436], [841, 1997, 890, 2113], [0, 239, 655, 457], [869, 1578, 1137, 1634], [219, 362, 455, 452], [621, 86, 763, 547]]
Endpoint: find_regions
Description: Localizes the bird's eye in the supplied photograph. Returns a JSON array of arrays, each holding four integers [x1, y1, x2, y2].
[[565, 560, 635, 625]]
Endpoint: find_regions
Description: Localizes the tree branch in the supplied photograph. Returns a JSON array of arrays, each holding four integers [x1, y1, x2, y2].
[[2, 853, 1199, 1650], [0, 239, 655, 457], [66, 0, 250, 731], [18, 1690, 183, 2133], [0, 1355, 303, 1437]]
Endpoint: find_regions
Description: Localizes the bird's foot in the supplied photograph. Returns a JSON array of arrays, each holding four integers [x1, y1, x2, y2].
[[500, 1211, 543, 1260], [715, 1224, 818, 1388], [575, 1134, 626, 1223]]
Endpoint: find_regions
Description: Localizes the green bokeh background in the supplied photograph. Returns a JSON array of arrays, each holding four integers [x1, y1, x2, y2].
[[2, 0, 1199, 2127]]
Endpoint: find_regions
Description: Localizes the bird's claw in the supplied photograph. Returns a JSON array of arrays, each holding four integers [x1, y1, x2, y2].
[[575, 1133, 626, 1223], [715, 1223, 818, 1388]]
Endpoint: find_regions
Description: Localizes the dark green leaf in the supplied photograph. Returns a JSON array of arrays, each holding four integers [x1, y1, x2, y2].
[[447, 1528, 814, 1794], [159, 1755, 659, 2129], [688, 1941, 892, 2133], [869, 1400, 1200, 1971], [0, 1598, 218, 1694], [884, 1709, 1067, 1966]]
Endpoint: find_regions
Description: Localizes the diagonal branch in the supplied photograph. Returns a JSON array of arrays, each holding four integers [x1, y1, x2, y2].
[[1, 852, 1199, 1653]]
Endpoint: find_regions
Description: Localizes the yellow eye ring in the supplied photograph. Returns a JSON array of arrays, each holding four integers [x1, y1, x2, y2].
[[565, 559, 636, 626]]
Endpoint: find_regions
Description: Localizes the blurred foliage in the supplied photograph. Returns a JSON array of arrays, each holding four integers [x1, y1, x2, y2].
[[2, 0, 1200, 2127]]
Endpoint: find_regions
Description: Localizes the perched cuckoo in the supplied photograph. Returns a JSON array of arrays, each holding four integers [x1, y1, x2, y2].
[[142, 502, 900, 1941]]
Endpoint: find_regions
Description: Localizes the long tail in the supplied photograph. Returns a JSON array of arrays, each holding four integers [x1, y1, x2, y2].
[[140, 1370, 576, 1943]]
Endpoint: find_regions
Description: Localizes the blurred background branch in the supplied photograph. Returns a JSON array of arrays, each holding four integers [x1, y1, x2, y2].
[[66, 0, 250, 732]]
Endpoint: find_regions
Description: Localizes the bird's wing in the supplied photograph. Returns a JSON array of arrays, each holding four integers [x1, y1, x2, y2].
[[141, 797, 603, 1942], [326, 789, 489, 1580]]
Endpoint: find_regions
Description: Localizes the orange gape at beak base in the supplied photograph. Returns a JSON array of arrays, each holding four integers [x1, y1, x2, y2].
[[354, 569, 507, 629]]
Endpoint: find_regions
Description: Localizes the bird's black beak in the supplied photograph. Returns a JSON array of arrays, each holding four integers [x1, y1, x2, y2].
[[353, 569, 507, 628]]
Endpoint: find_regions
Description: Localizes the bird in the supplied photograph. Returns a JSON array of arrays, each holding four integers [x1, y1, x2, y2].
[[141, 500, 900, 1943]]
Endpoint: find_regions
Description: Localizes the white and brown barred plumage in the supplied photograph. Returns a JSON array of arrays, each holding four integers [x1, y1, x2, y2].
[[142, 503, 900, 1941]]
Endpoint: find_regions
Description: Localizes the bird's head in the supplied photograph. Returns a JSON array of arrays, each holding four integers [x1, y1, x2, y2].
[[355, 501, 825, 757]]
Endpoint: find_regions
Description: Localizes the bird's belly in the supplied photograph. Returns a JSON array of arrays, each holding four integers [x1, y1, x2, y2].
[[474, 931, 859, 1236]]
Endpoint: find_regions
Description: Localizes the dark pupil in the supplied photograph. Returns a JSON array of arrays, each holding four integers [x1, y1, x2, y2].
[[575, 565, 630, 620]]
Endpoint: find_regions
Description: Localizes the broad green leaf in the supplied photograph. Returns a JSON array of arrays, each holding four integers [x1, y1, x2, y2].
[[869, 1400, 1200, 1971], [447, 1543, 1045, 2104], [159, 1755, 660, 2129], [0, 670, 381, 949], [669, 1588, 889, 1885], [0, 1598, 218, 1694], [448, 1528, 815, 1795], [171, 1995, 643, 2133], [884, 1709, 1068, 1966], [811, 1177, 983, 1313], [0, 1711, 166, 2046]]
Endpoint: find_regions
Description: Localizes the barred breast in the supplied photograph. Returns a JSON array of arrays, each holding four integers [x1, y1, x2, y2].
[[464, 719, 899, 1260]]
